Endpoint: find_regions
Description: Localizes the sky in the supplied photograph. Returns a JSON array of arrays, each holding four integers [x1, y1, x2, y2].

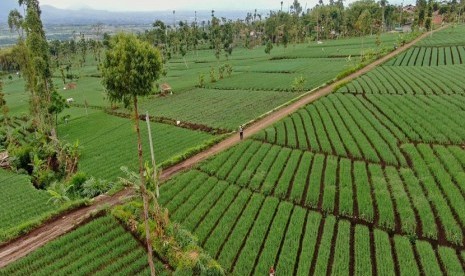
[[38, 0, 411, 12], [39, 0, 286, 11]]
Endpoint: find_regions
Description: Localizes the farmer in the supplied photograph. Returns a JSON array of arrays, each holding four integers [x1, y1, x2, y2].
[[269, 266, 275, 276], [239, 125, 244, 140]]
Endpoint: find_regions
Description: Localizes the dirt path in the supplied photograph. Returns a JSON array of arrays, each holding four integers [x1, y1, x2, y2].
[[0, 189, 133, 268], [160, 29, 438, 179], [0, 29, 440, 268]]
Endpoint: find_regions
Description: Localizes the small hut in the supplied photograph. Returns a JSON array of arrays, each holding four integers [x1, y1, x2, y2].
[[64, 83, 77, 90], [160, 83, 172, 96], [0, 151, 9, 169]]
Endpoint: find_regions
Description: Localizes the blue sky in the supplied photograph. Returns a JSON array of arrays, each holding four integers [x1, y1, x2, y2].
[[39, 0, 411, 12]]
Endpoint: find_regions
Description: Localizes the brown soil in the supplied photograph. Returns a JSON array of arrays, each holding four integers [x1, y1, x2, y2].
[[0, 29, 441, 269]]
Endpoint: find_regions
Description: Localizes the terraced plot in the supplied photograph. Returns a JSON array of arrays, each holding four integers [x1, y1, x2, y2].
[[0, 170, 57, 243], [160, 169, 465, 275], [0, 216, 170, 275], [417, 25, 465, 47], [154, 25, 465, 275], [337, 65, 465, 94], [58, 110, 215, 180], [388, 46, 465, 66]]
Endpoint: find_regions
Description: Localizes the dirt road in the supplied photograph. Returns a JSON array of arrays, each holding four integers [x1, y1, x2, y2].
[[160, 29, 436, 179], [0, 29, 440, 268]]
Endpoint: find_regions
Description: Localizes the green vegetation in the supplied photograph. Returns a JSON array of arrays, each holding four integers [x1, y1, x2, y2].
[[417, 25, 465, 47], [147, 24, 465, 275], [0, 169, 55, 242], [58, 110, 214, 180], [0, 215, 170, 275], [2, 0, 465, 274]]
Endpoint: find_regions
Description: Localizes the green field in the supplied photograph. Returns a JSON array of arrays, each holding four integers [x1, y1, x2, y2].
[[3, 20, 465, 276], [0, 215, 170, 276], [0, 170, 57, 243], [416, 24, 465, 47], [2, 32, 402, 131], [148, 25, 465, 274], [58, 109, 215, 180]]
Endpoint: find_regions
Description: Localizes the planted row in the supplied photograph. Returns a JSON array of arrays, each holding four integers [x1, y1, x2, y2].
[[0, 216, 169, 276], [390, 46, 465, 66], [338, 65, 465, 95], [258, 94, 405, 166]]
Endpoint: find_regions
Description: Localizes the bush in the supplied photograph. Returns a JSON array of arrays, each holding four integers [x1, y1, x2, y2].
[[291, 75, 307, 92], [198, 74, 205, 88], [81, 177, 113, 198], [9, 145, 33, 174], [210, 67, 216, 83], [66, 172, 88, 198], [225, 64, 233, 77], [218, 65, 225, 79]]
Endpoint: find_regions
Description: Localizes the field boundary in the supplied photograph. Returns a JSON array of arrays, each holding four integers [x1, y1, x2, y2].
[[0, 26, 447, 269]]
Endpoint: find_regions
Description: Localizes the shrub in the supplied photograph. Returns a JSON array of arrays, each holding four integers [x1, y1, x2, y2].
[[291, 75, 307, 92], [9, 145, 33, 174], [210, 67, 216, 83], [225, 64, 233, 77], [66, 172, 88, 198], [198, 73, 205, 88], [218, 65, 225, 79], [81, 177, 113, 198]]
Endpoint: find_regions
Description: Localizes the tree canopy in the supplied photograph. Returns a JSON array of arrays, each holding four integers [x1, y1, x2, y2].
[[101, 33, 162, 108]]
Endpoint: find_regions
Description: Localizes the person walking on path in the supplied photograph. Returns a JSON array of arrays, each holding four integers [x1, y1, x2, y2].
[[239, 125, 244, 140]]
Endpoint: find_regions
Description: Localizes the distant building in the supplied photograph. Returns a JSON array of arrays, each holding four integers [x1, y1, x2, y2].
[[433, 11, 443, 25], [403, 4, 416, 14], [160, 83, 172, 95]]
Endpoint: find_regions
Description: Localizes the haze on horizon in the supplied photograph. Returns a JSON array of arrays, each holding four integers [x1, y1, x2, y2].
[[39, 0, 412, 12]]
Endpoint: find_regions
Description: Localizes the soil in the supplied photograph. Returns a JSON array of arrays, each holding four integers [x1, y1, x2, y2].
[[0, 29, 442, 269]]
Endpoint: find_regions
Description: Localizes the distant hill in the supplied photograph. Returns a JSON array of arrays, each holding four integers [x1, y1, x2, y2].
[[0, 2, 250, 26], [39, 6, 249, 26]]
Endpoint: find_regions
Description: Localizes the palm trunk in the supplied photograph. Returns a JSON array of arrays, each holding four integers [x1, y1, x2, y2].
[[134, 96, 156, 276]]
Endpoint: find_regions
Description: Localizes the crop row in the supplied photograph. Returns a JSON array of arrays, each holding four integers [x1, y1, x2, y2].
[[0, 170, 56, 241], [338, 65, 465, 95], [256, 94, 406, 166], [364, 94, 465, 145], [173, 147, 441, 244], [0, 215, 169, 276], [403, 143, 465, 245], [198, 141, 465, 244], [389, 46, 465, 66], [138, 88, 298, 130], [417, 25, 465, 47], [59, 110, 214, 180], [159, 177, 465, 275]]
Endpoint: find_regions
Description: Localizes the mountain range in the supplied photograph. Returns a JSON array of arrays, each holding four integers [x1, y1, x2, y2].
[[0, 0, 251, 26]]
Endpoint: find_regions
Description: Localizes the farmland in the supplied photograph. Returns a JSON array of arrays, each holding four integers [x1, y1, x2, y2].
[[1, 32, 401, 130], [0, 215, 170, 276], [149, 25, 465, 275], [57, 109, 215, 180], [2, 5, 465, 275], [159, 169, 465, 275], [0, 170, 57, 243], [134, 34, 401, 130]]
